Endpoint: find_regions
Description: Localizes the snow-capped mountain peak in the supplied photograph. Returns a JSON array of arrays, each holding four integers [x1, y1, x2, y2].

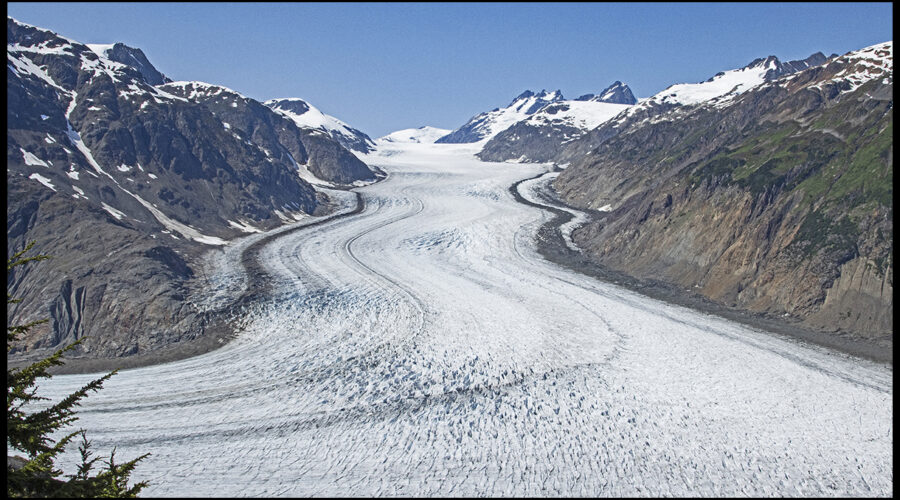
[[435, 89, 566, 144], [265, 97, 375, 153]]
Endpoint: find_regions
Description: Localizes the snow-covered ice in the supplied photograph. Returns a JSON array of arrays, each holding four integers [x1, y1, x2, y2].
[[377, 126, 452, 144], [32, 142, 892, 497]]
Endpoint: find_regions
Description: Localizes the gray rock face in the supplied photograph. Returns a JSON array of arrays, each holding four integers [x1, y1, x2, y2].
[[6, 17, 376, 363], [552, 46, 892, 339]]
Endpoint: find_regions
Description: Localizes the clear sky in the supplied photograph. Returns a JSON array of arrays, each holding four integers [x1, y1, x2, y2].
[[7, 2, 894, 138]]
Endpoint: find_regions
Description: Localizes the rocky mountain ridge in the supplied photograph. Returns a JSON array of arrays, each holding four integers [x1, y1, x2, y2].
[[436, 84, 638, 147], [549, 42, 892, 340], [574, 81, 637, 105]]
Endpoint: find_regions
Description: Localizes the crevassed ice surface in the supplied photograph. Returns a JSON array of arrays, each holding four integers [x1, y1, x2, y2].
[[34, 142, 892, 497]]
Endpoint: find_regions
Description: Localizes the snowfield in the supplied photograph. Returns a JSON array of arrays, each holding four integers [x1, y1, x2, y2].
[[34, 142, 892, 496]]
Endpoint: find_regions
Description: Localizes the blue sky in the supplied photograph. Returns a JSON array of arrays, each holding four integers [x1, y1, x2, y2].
[[8, 2, 894, 138]]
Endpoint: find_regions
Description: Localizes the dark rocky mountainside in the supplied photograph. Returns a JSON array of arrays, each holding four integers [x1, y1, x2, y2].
[[551, 42, 892, 341], [161, 83, 378, 186], [6, 17, 376, 363]]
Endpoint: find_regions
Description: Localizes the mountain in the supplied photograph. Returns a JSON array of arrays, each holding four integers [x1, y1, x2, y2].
[[6, 17, 376, 363], [434, 89, 565, 144], [265, 98, 375, 154], [574, 81, 637, 105], [377, 126, 452, 144], [550, 42, 892, 339]]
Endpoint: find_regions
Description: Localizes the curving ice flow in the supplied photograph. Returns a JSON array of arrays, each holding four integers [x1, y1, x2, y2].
[[33, 142, 892, 496]]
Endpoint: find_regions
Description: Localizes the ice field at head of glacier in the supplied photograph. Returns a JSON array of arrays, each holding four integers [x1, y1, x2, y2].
[[31, 141, 892, 497]]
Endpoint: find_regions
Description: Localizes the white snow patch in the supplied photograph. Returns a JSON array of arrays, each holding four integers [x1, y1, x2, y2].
[[21, 149, 49, 167], [286, 152, 334, 187], [28, 173, 56, 191], [524, 100, 632, 131], [101, 202, 127, 220], [128, 193, 227, 245], [7, 52, 67, 91], [228, 219, 263, 233]]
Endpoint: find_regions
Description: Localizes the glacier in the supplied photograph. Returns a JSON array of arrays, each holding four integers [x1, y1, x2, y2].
[[31, 141, 892, 497]]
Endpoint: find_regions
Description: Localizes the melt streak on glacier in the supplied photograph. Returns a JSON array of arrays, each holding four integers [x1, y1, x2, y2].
[[33, 142, 892, 496]]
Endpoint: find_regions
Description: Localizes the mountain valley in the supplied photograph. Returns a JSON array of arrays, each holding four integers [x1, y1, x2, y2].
[[6, 15, 893, 497]]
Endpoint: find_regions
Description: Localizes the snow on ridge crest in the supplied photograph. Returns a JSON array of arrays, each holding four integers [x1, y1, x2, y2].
[[162, 80, 248, 101], [647, 60, 773, 107]]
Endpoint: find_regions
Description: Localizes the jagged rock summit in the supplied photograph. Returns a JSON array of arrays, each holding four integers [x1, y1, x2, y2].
[[86, 42, 172, 85], [574, 81, 637, 105]]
